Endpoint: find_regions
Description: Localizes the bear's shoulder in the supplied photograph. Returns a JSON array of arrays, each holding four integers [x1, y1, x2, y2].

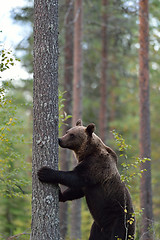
[[91, 133, 118, 164]]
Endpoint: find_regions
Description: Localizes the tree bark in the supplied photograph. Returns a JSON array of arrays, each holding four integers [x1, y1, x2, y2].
[[31, 1, 59, 239], [59, 0, 73, 238], [139, 1, 153, 239], [71, 0, 83, 239], [72, 0, 83, 126], [99, 0, 108, 143]]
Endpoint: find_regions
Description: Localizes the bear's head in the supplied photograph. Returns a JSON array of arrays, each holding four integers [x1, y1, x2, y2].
[[58, 119, 95, 153], [59, 119, 118, 164]]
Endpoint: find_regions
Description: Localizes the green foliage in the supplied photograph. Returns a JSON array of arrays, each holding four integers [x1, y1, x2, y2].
[[0, 49, 20, 72], [112, 130, 154, 239], [59, 91, 72, 130], [0, 84, 31, 236], [0, 84, 29, 198], [0, 50, 31, 237], [112, 129, 131, 153], [112, 129, 151, 187]]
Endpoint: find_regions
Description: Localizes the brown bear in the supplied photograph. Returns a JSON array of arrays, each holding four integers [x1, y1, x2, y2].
[[38, 120, 135, 240]]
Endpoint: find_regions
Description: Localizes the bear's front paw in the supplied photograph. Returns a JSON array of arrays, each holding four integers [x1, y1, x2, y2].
[[38, 166, 56, 183]]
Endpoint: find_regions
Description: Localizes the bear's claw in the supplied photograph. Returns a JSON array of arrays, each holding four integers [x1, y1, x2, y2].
[[38, 166, 54, 183]]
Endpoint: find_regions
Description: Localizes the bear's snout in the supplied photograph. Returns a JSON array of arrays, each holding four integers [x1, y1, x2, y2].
[[58, 137, 65, 148], [58, 138, 62, 146]]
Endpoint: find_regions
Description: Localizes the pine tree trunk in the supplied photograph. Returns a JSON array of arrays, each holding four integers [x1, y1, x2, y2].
[[71, 0, 83, 239], [99, 0, 108, 143], [139, 1, 153, 239], [110, 74, 117, 128], [59, 0, 73, 238], [72, 0, 83, 126], [31, 1, 60, 239]]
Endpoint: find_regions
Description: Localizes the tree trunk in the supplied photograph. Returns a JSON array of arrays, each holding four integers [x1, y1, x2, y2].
[[99, 0, 108, 143], [71, 0, 83, 239], [139, 1, 153, 239], [59, 0, 73, 238], [110, 74, 117, 129], [31, 1, 59, 239], [72, 0, 83, 126]]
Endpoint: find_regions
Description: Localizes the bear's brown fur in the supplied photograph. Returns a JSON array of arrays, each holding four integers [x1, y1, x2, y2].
[[38, 120, 135, 240]]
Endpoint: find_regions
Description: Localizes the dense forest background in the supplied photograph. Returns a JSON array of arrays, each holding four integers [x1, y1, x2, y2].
[[0, 0, 160, 239]]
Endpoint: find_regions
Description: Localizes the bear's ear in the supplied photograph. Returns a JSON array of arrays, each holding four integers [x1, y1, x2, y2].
[[76, 119, 83, 126], [86, 123, 95, 136]]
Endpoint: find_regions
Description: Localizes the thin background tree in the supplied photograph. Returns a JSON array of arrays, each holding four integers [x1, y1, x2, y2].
[[31, 0, 59, 239], [99, 0, 108, 143], [59, 0, 73, 238], [71, 0, 83, 239], [139, 0, 153, 239]]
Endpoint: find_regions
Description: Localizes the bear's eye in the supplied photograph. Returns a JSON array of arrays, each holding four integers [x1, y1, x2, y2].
[[69, 133, 75, 138]]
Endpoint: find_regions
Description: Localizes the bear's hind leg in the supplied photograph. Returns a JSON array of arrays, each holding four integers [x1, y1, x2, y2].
[[110, 217, 127, 240], [89, 222, 109, 240]]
